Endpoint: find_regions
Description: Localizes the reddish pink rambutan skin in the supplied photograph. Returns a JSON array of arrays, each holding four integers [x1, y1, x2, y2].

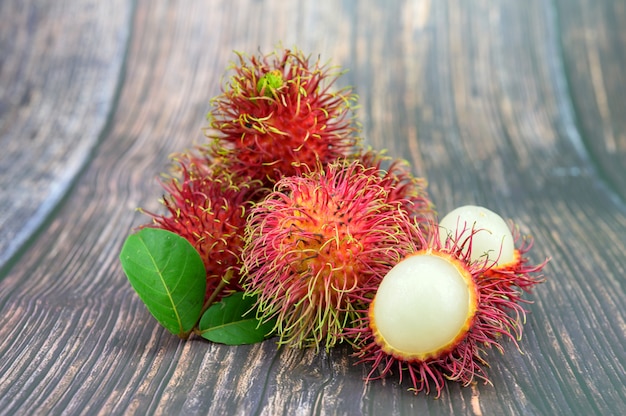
[[141, 152, 265, 302], [479, 224, 549, 318], [348, 223, 547, 397], [486, 224, 548, 286], [207, 48, 360, 186], [241, 159, 426, 350], [354, 149, 436, 227]]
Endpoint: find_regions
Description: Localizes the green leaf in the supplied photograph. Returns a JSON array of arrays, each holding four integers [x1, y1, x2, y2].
[[198, 292, 275, 345], [119, 228, 206, 338]]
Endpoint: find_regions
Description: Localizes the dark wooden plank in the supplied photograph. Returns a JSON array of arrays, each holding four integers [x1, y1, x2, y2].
[[0, 0, 624, 415], [555, 0, 626, 201], [0, 0, 131, 271]]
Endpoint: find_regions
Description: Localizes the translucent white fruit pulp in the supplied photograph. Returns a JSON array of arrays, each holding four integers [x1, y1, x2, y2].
[[372, 253, 474, 358], [438, 205, 515, 266]]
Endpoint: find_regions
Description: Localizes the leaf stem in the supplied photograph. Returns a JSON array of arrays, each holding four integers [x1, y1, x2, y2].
[[193, 269, 235, 332]]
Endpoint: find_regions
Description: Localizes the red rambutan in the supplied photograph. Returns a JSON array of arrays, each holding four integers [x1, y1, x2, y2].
[[141, 152, 265, 302], [355, 149, 435, 226], [241, 159, 432, 350], [349, 206, 547, 397], [207, 48, 360, 186]]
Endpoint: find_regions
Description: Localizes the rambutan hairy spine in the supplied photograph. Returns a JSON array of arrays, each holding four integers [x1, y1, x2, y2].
[[242, 159, 432, 350], [141, 150, 266, 302], [206, 48, 361, 186], [348, 219, 547, 397]]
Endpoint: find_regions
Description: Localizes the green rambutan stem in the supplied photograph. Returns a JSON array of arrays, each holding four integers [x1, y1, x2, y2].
[[204, 270, 234, 313], [191, 269, 235, 337]]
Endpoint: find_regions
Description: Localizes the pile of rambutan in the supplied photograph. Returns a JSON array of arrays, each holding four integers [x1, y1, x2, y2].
[[123, 48, 548, 397]]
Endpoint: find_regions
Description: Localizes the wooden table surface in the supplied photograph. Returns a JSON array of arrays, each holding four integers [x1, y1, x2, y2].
[[1, 1, 625, 415]]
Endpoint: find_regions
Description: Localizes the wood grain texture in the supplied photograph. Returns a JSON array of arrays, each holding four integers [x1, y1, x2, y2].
[[0, 0, 131, 269], [555, 0, 626, 200], [0, 0, 624, 415]]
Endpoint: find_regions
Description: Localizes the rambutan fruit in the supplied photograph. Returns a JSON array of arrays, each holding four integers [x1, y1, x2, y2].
[[241, 159, 431, 350], [141, 152, 265, 302], [355, 149, 435, 226], [349, 209, 547, 397], [438, 204, 548, 313], [438, 205, 516, 267], [207, 48, 360, 186]]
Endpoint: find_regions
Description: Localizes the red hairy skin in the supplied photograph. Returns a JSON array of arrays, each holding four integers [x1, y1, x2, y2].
[[348, 224, 548, 397], [241, 159, 434, 350], [483, 224, 549, 299], [354, 149, 436, 227], [207, 48, 360, 187], [141, 152, 266, 302]]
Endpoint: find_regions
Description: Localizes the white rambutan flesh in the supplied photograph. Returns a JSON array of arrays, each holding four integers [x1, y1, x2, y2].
[[438, 205, 515, 266], [370, 252, 477, 361]]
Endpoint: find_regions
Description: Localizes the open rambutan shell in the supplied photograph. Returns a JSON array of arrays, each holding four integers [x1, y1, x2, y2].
[[349, 211, 547, 397], [438, 205, 549, 310]]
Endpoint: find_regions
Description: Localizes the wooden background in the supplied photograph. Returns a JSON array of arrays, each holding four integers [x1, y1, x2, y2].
[[1, 0, 625, 415]]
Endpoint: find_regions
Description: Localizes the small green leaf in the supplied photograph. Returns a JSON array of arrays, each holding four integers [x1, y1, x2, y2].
[[119, 228, 206, 338], [198, 292, 275, 345]]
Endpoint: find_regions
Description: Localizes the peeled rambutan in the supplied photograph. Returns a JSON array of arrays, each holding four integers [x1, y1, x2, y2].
[[207, 48, 360, 186], [242, 159, 432, 350], [438, 205, 548, 314], [349, 207, 547, 397], [438, 205, 517, 267], [141, 152, 265, 302]]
